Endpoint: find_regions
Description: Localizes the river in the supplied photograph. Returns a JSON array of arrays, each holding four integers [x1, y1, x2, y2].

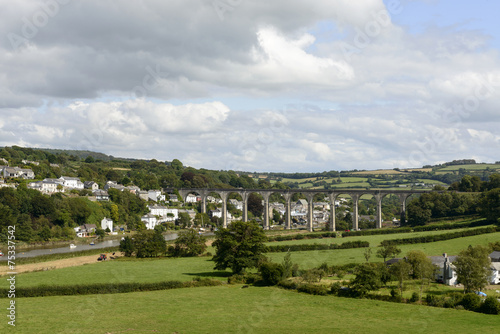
[[0, 233, 180, 260]]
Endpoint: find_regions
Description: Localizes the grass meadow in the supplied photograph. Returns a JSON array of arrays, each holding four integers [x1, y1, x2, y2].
[[5, 229, 500, 290], [2, 224, 500, 333], [3, 285, 500, 334]]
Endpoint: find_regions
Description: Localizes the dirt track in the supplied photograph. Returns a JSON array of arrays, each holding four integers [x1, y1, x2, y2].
[[0, 253, 118, 276]]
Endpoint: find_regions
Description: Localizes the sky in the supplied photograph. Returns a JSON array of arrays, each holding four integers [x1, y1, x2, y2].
[[1, 0, 499, 172]]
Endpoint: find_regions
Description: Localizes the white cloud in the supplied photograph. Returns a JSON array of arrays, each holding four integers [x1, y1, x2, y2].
[[0, 0, 500, 171]]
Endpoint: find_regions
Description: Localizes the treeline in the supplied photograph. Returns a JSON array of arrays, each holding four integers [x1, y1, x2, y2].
[[0, 146, 291, 191], [343, 219, 490, 237], [0, 186, 147, 243], [267, 232, 337, 242], [406, 174, 500, 226], [267, 240, 369, 253], [380, 226, 497, 246]]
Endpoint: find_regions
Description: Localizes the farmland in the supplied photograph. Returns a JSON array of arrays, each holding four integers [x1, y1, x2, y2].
[[3, 286, 500, 334]]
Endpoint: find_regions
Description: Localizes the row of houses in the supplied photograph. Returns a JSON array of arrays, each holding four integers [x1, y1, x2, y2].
[[74, 217, 115, 237], [0, 165, 35, 179]]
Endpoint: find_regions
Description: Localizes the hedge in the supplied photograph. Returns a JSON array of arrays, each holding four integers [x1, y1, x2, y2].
[[380, 226, 497, 246], [267, 232, 337, 242], [342, 219, 490, 238], [0, 278, 222, 298], [267, 240, 369, 253]]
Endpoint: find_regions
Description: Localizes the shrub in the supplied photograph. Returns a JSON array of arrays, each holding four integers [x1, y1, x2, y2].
[[459, 293, 482, 311], [259, 262, 285, 286], [228, 274, 246, 284], [410, 292, 419, 303], [297, 283, 329, 296], [277, 280, 298, 290], [479, 296, 500, 315]]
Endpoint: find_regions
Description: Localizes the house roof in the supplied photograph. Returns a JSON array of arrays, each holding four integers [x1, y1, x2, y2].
[[491, 262, 500, 271], [489, 251, 500, 260], [430, 255, 457, 268], [60, 176, 81, 181], [297, 199, 308, 206]]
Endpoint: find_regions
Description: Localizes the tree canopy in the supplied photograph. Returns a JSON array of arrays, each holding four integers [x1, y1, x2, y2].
[[454, 245, 491, 293], [212, 220, 267, 274]]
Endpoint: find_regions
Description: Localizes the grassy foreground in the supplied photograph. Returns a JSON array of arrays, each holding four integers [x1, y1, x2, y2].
[[2, 285, 499, 334]]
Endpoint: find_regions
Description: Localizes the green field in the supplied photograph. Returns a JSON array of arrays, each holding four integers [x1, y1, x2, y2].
[[438, 164, 500, 171], [6, 229, 499, 290], [2, 285, 499, 334]]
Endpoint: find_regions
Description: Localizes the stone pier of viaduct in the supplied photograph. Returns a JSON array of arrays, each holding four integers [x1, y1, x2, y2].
[[166, 188, 431, 232]]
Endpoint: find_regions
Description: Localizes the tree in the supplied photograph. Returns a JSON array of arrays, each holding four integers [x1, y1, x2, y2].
[[247, 193, 263, 217], [350, 263, 382, 296], [193, 213, 210, 227], [406, 250, 436, 300], [119, 236, 135, 257], [363, 247, 372, 262], [177, 212, 191, 228], [110, 204, 120, 223], [376, 244, 401, 262], [479, 188, 500, 223], [95, 228, 105, 239], [390, 259, 411, 299], [133, 230, 166, 258], [212, 220, 267, 274], [169, 229, 207, 257], [454, 245, 491, 293]]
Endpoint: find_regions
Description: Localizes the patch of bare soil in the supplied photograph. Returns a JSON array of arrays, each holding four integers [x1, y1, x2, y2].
[[0, 253, 121, 276]]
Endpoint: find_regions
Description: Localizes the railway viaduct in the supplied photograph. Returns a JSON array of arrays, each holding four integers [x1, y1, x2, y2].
[[166, 188, 431, 232]]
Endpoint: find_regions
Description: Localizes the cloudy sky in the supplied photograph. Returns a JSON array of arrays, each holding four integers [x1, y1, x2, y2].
[[1, 0, 499, 172]]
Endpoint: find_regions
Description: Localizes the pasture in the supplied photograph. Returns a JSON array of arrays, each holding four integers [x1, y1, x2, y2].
[[3, 285, 499, 334], [6, 229, 500, 289]]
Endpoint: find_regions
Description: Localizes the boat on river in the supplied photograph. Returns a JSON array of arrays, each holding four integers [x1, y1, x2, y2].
[[69, 244, 77, 249]]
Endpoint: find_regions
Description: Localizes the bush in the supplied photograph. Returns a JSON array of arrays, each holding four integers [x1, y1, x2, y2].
[[479, 296, 500, 315], [277, 280, 298, 290], [297, 283, 329, 296], [459, 293, 482, 311], [228, 274, 246, 284], [259, 262, 285, 286], [410, 292, 419, 303]]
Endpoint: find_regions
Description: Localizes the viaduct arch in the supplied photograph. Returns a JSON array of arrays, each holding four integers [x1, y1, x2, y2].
[[168, 188, 431, 232]]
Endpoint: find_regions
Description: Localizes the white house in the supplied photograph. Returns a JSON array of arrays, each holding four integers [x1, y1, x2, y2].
[[206, 196, 222, 204], [74, 224, 97, 237], [59, 176, 84, 190], [229, 199, 243, 211], [148, 190, 165, 202], [84, 181, 99, 190], [490, 262, 500, 285], [168, 194, 179, 202], [432, 254, 458, 286], [101, 217, 113, 232], [209, 209, 232, 219], [1, 166, 34, 179], [28, 180, 62, 194], [93, 189, 109, 201], [147, 205, 178, 221], [126, 185, 141, 194], [141, 214, 158, 230], [104, 181, 126, 191], [185, 194, 200, 203]]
